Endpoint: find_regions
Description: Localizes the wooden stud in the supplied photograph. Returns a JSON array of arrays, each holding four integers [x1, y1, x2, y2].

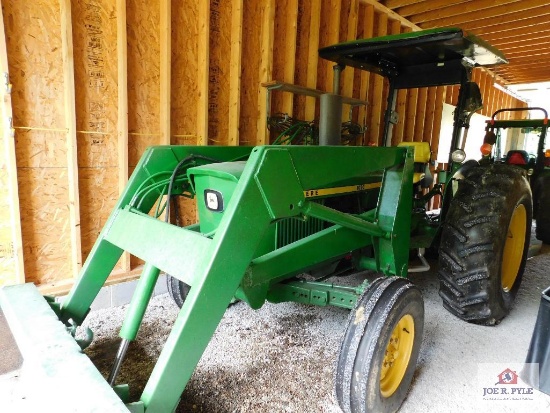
[[60, 0, 82, 278], [324, 0, 342, 93], [477, 70, 488, 117], [358, 4, 374, 134], [387, 19, 402, 145], [413, 93, 428, 142], [256, 0, 275, 145], [342, 0, 359, 99], [392, 24, 410, 145], [482, 71, 492, 117], [430, 86, 446, 156], [304, 0, 321, 121], [228, 0, 243, 146], [423, 87, 437, 144], [368, 12, 387, 145], [117, 0, 130, 273], [0, 0, 24, 284], [160, 0, 171, 145], [281, 0, 298, 116], [197, 1, 210, 145], [404, 88, 418, 141], [393, 89, 408, 145]]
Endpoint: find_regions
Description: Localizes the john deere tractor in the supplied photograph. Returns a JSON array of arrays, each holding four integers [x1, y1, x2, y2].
[[480, 107, 550, 243], [0, 28, 531, 413]]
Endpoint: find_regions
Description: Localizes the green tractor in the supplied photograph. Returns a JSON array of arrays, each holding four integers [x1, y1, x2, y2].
[[480, 107, 550, 242], [0, 28, 531, 413]]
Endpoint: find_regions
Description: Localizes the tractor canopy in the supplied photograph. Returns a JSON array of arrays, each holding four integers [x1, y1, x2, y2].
[[319, 27, 507, 89]]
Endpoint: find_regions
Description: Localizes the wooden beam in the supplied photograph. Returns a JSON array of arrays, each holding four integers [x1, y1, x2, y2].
[[0, 0, 24, 284], [228, 0, 243, 146], [503, 74, 550, 84], [493, 36, 550, 50], [281, 0, 298, 116], [470, 18, 549, 37], [417, 1, 548, 29], [507, 53, 550, 64], [410, 0, 523, 24], [396, 0, 470, 17], [256, 0, 275, 145], [505, 49, 550, 59], [60, 0, 82, 278], [383, 0, 427, 11], [359, 0, 419, 31], [484, 28, 550, 45], [117, 0, 130, 272], [197, 1, 210, 145], [159, 0, 171, 145], [304, 0, 321, 121], [342, 0, 359, 99]]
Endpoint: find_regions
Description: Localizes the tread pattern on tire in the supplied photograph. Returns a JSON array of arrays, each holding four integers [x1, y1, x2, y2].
[[335, 277, 424, 413], [438, 164, 532, 325]]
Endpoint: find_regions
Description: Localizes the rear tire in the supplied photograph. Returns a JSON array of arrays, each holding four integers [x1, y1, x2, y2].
[[438, 164, 532, 325], [335, 277, 424, 413], [535, 175, 550, 244], [166, 275, 190, 308]]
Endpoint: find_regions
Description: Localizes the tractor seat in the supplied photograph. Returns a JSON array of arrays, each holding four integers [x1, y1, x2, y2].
[[397, 141, 433, 187], [506, 150, 529, 166]]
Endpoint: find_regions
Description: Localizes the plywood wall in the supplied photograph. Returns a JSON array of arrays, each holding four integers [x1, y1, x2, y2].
[[0, 0, 527, 292]]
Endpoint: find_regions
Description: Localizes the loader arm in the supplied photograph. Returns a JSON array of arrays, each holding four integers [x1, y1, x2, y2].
[[2, 144, 415, 412]]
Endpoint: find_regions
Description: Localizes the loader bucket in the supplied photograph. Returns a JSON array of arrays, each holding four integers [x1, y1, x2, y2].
[[0, 283, 139, 412]]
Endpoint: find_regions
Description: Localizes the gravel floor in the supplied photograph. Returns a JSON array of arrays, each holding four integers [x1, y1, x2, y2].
[[78, 246, 550, 413]]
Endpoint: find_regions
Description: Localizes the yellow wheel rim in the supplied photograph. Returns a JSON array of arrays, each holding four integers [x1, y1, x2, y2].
[[501, 204, 526, 292], [380, 314, 415, 398]]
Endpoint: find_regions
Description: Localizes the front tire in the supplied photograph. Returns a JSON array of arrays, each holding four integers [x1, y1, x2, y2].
[[166, 275, 190, 308], [438, 164, 532, 325], [335, 277, 424, 413]]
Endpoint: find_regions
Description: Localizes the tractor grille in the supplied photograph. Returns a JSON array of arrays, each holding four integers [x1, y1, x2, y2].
[[276, 216, 325, 248]]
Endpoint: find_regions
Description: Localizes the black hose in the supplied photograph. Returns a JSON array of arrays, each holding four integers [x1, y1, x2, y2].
[[164, 155, 222, 223]]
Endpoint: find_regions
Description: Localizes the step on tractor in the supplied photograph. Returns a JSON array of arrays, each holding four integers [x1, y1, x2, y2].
[[480, 107, 550, 242], [0, 28, 532, 413]]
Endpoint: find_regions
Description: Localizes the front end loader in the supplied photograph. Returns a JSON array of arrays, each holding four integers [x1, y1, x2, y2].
[[0, 28, 527, 413]]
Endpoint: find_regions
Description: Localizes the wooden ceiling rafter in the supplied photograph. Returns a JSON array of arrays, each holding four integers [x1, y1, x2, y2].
[[409, 0, 525, 24], [490, 34, 550, 48], [378, 0, 550, 84], [420, 6, 550, 32], [396, 0, 471, 18]]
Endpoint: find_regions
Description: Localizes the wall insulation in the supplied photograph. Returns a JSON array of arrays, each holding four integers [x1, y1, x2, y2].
[[0, 0, 527, 293]]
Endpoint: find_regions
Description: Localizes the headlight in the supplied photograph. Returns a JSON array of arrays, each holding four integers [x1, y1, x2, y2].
[[204, 190, 224, 212], [451, 149, 466, 163]]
